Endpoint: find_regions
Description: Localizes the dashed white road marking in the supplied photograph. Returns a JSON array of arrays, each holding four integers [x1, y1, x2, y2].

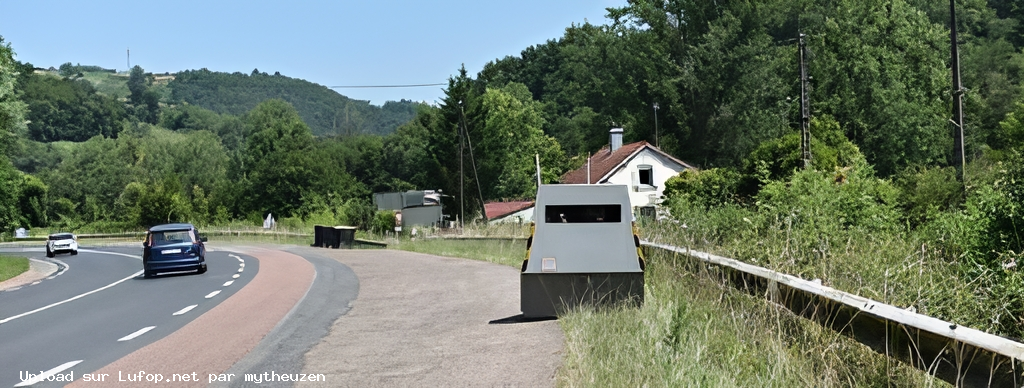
[[13, 360, 83, 387], [205, 290, 221, 299], [173, 305, 198, 316], [118, 326, 156, 341], [237, 267, 244, 273], [0, 269, 143, 325], [232, 274, 240, 279], [223, 280, 234, 287]]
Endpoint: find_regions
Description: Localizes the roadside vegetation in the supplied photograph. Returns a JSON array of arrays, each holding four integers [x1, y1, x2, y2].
[[557, 247, 943, 387], [0, 254, 29, 282], [656, 153, 1024, 341], [393, 229, 946, 386], [393, 238, 526, 268]]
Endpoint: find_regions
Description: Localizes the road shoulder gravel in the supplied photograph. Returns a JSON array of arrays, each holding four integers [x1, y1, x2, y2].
[[298, 249, 563, 388]]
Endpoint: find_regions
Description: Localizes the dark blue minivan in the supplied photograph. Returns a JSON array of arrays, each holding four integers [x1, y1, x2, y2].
[[142, 223, 208, 277]]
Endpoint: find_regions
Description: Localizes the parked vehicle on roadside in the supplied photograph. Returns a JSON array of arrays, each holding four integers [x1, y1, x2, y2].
[[46, 233, 78, 257], [142, 223, 207, 277]]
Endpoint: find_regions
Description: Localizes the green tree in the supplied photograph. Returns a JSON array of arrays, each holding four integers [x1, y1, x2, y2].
[[744, 115, 864, 183], [18, 174, 47, 227], [0, 36, 27, 233], [477, 83, 565, 199], [128, 65, 147, 104], [0, 159, 20, 232], [127, 65, 159, 124], [41, 135, 135, 224], [169, 69, 422, 136], [20, 75, 126, 141], [382, 114, 443, 191], [0, 36, 27, 156], [240, 99, 354, 217], [244, 99, 314, 160], [805, 0, 950, 176]]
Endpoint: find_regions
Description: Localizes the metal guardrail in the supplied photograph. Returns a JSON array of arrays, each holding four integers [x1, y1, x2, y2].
[[645, 241, 1023, 388]]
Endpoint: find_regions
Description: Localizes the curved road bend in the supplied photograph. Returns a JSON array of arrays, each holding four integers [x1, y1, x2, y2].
[[65, 246, 319, 388], [0, 247, 256, 388]]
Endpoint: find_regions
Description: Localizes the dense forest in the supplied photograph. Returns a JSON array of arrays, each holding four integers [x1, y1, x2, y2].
[[169, 69, 423, 137]]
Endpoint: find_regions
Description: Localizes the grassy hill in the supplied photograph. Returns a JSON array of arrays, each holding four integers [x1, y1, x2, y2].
[[169, 69, 422, 136], [78, 68, 422, 136]]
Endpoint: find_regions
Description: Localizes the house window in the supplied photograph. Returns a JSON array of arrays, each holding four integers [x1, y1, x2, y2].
[[638, 165, 653, 186], [634, 165, 655, 192]]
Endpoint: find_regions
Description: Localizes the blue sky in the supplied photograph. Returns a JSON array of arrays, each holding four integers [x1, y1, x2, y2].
[[1, 0, 621, 106]]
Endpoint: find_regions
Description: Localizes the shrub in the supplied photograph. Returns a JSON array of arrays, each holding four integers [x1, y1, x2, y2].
[[893, 166, 964, 226], [755, 161, 900, 235], [370, 210, 397, 235], [278, 216, 304, 230], [743, 115, 864, 183], [663, 167, 744, 209], [339, 198, 376, 230]]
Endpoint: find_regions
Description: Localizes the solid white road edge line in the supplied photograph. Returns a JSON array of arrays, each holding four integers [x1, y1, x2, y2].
[[173, 304, 198, 316], [13, 359, 83, 387], [205, 290, 221, 299], [223, 280, 234, 287], [0, 270, 143, 325], [77, 249, 142, 260], [117, 326, 156, 342]]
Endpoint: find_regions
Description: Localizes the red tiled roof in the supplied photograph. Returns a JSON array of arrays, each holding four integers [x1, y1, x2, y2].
[[560, 141, 646, 184], [484, 200, 535, 220], [560, 141, 695, 184]]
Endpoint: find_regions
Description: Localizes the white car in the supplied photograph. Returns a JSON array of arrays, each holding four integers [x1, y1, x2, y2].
[[46, 233, 78, 257]]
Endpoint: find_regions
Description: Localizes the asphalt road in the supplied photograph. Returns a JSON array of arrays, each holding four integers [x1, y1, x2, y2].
[[0, 246, 255, 388]]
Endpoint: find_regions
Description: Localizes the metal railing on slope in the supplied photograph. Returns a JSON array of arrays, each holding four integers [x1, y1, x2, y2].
[[644, 241, 1023, 388]]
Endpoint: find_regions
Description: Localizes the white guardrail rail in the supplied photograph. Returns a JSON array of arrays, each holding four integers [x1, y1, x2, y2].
[[644, 241, 1024, 388]]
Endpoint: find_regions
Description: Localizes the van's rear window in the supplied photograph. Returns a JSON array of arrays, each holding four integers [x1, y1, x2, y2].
[[544, 205, 621, 223], [150, 230, 194, 246]]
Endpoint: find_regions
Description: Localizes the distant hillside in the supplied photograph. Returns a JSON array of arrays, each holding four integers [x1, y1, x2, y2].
[[168, 68, 422, 136]]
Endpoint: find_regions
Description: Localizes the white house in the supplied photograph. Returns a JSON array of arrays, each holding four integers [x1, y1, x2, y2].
[[560, 128, 695, 210]]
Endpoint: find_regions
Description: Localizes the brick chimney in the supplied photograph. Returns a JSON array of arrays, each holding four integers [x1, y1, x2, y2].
[[609, 127, 623, 152]]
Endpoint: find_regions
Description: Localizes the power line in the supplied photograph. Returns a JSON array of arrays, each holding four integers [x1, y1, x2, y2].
[[329, 83, 445, 88]]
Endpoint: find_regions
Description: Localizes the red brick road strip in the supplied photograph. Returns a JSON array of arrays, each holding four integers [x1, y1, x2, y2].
[[69, 247, 315, 388]]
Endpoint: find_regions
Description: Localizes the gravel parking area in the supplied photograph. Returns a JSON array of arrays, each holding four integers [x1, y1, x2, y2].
[[297, 249, 563, 388]]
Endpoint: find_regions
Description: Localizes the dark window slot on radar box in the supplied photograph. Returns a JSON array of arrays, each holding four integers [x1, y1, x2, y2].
[[544, 204, 622, 223]]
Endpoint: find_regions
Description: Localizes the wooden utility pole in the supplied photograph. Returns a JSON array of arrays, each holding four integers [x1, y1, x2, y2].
[[652, 102, 659, 148], [458, 102, 465, 229], [799, 33, 812, 170], [459, 104, 487, 222], [950, 0, 966, 182]]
